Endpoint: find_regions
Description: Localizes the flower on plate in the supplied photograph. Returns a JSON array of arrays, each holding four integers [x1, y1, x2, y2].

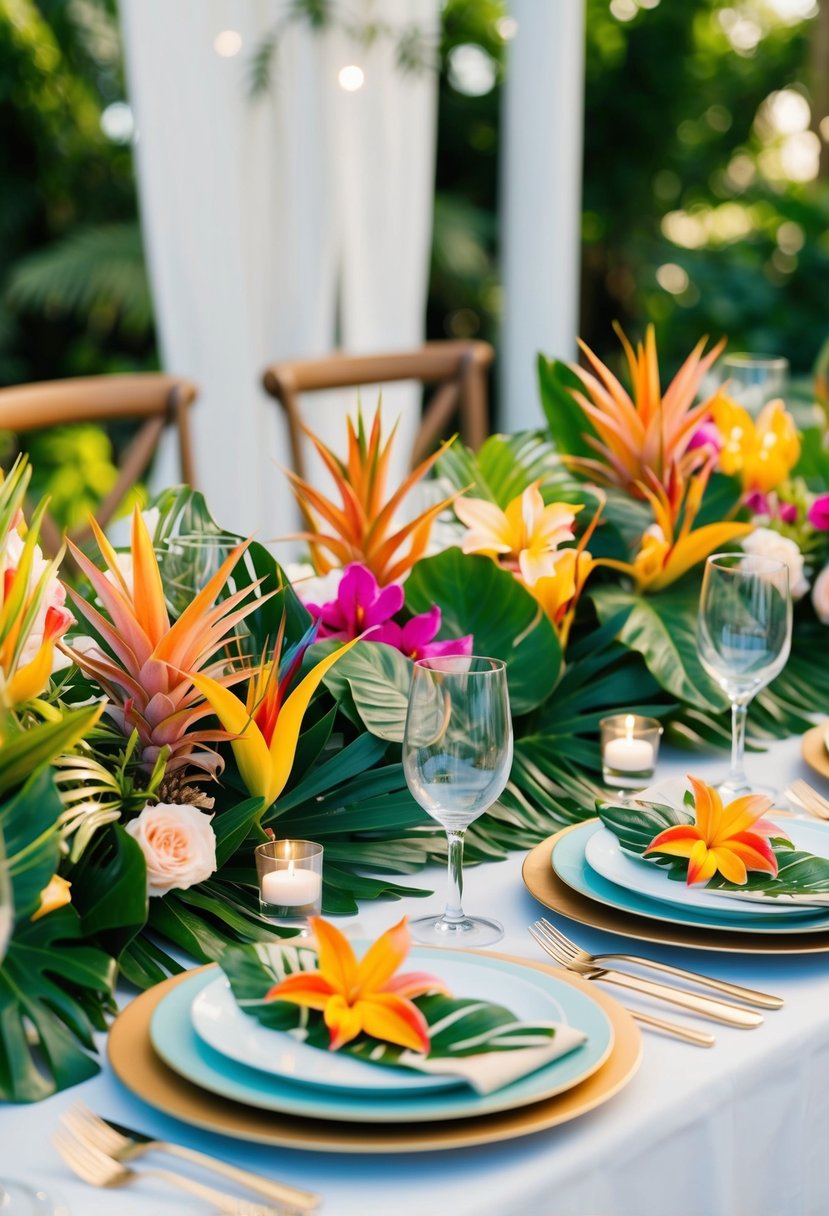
[[455, 483, 581, 587], [741, 527, 809, 599], [562, 324, 724, 493], [644, 775, 782, 886], [306, 563, 404, 640], [712, 395, 800, 494], [125, 801, 217, 897], [265, 916, 449, 1052], [812, 564, 829, 625], [189, 622, 358, 806]]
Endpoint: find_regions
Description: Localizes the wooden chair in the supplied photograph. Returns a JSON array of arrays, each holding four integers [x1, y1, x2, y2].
[[262, 341, 493, 478], [0, 372, 198, 555]]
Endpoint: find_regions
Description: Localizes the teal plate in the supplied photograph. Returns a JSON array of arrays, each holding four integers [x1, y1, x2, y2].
[[554, 822, 829, 936], [149, 951, 613, 1124]]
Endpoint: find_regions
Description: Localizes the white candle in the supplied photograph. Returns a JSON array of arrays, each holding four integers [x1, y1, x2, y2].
[[261, 861, 322, 907], [604, 716, 655, 773]]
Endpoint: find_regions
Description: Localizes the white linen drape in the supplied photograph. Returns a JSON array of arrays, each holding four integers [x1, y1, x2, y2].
[[120, 0, 438, 545]]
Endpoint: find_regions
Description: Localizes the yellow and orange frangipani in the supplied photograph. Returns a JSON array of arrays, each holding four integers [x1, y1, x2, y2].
[[600, 461, 752, 593], [711, 393, 800, 494], [266, 916, 449, 1053], [286, 406, 459, 585], [189, 632, 359, 807], [644, 775, 782, 886], [455, 483, 581, 587], [565, 324, 725, 494]]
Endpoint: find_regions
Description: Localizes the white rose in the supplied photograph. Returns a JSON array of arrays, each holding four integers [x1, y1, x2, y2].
[[812, 565, 829, 625], [126, 802, 216, 897], [741, 528, 809, 599]]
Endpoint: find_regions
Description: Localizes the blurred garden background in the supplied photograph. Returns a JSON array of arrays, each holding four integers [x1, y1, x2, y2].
[[1, 0, 827, 527]]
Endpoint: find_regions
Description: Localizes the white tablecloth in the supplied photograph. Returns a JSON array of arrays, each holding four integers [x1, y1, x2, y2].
[[4, 736, 829, 1216]]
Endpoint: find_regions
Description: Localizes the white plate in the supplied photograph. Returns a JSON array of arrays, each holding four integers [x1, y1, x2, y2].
[[585, 819, 829, 914], [191, 949, 586, 1096]]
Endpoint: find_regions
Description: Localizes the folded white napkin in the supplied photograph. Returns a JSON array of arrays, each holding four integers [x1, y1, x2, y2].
[[395, 1022, 588, 1095]]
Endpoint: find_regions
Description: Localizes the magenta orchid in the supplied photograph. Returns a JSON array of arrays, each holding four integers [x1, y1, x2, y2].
[[306, 563, 473, 660], [370, 605, 473, 662], [808, 494, 829, 531], [306, 564, 404, 640]]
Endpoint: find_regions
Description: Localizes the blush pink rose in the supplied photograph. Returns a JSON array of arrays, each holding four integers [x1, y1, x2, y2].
[[126, 802, 216, 897]]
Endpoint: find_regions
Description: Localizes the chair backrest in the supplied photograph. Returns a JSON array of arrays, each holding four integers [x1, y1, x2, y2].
[[0, 372, 198, 555], [261, 341, 493, 478]]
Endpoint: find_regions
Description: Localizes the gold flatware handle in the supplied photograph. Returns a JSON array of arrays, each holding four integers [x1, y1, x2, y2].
[[144, 1165, 262, 1210], [601, 954, 783, 1010], [629, 1010, 715, 1047], [162, 1142, 320, 1210], [595, 969, 764, 1027]]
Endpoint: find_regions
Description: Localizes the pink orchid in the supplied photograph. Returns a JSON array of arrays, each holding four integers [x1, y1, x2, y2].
[[371, 605, 473, 662], [779, 501, 798, 524], [744, 491, 798, 525], [744, 490, 772, 518], [687, 419, 723, 455], [808, 494, 829, 531], [306, 563, 403, 641]]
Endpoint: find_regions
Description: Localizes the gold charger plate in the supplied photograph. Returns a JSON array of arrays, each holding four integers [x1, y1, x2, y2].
[[523, 825, 829, 955], [802, 722, 829, 783], [108, 956, 641, 1154]]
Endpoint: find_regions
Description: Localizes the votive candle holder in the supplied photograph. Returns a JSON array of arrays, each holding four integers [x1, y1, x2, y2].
[[255, 839, 323, 928], [599, 714, 663, 790]]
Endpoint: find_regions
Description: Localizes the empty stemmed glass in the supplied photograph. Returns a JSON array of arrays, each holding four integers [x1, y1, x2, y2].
[[697, 553, 792, 797], [402, 656, 513, 947]]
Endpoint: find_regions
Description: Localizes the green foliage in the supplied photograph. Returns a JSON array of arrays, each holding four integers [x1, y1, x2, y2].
[[405, 548, 562, 715]]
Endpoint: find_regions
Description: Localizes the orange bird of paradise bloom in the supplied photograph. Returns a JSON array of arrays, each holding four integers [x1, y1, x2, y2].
[[644, 775, 783, 886], [265, 916, 450, 1053]]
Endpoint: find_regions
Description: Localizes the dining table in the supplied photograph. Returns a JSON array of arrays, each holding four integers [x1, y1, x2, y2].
[[6, 730, 829, 1216]]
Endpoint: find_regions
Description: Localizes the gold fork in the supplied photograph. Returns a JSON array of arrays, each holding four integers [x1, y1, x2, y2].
[[53, 1122, 291, 1213], [783, 779, 829, 821], [528, 922, 764, 1028], [62, 1103, 319, 1211], [532, 918, 783, 1009]]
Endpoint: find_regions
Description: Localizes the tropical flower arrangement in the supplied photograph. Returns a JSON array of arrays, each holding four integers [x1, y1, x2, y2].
[[3, 324, 829, 1103]]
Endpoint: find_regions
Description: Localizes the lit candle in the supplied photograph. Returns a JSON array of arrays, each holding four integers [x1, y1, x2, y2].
[[261, 860, 322, 908], [604, 714, 655, 773]]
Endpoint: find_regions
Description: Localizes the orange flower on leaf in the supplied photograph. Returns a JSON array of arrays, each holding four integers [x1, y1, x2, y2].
[[644, 775, 782, 886], [266, 916, 449, 1053]]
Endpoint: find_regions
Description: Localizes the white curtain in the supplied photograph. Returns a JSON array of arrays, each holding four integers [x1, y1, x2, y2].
[[120, 0, 439, 549]]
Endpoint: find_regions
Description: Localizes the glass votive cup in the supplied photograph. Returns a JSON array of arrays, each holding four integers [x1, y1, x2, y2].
[[255, 840, 323, 928], [599, 714, 663, 790]]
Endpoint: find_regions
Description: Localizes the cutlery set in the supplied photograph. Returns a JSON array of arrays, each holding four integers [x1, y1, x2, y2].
[[53, 1103, 320, 1213], [529, 918, 783, 1047]]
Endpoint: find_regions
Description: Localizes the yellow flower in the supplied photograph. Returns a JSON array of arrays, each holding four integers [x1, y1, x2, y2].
[[601, 463, 752, 593], [644, 776, 781, 886], [31, 874, 72, 921], [266, 916, 449, 1053], [455, 484, 581, 586], [712, 394, 800, 493]]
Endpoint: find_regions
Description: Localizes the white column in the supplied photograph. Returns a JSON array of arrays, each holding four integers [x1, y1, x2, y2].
[[500, 0, 586, 432]]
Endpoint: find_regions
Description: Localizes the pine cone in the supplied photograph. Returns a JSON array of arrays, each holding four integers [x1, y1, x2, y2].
[[156, 773, 216, 811]]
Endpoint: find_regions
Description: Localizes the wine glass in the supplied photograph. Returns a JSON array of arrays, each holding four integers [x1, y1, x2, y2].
[[697, 553, 792, 796], [403, 656, 513, 946], [720, 353, 789, 417], [0, 831, 69, 1215]]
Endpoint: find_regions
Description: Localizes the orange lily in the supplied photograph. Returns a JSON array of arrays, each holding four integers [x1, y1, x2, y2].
[[266, 916, 448, 1052], [286, 406, 459, 585], [601, 461, 752, 592], [455, 483, 582, 586], [564, 324, 725, 494], [711, 394, 800, 493], [66, 508, 268, 774], [644, 775, 781, 886], [188, 629, 359, 806]]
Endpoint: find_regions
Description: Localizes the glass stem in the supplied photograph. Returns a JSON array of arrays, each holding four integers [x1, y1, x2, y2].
[[730, 699, 748, 788], [443, 830, 466, 925]]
